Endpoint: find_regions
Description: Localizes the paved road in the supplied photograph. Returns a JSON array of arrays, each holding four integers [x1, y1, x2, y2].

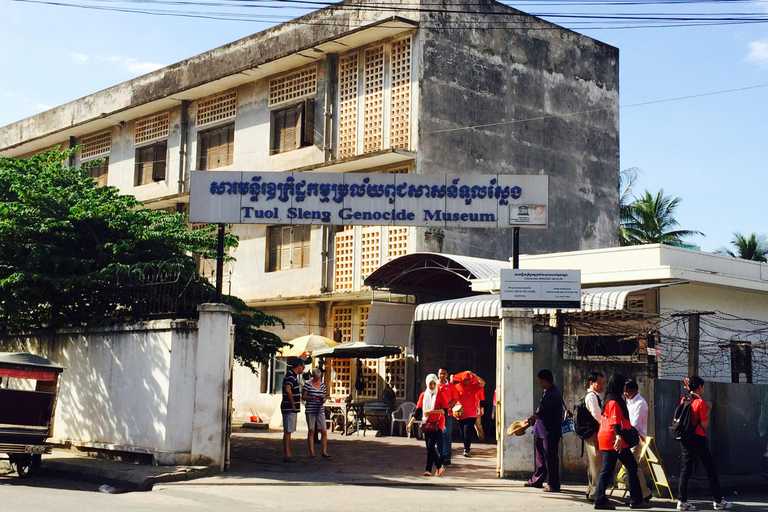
[[3, 472, 765, 512]]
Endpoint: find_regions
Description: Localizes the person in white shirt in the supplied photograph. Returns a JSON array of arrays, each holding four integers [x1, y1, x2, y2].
[[584, 372, 605, 502], [625, 379, 652, 502]]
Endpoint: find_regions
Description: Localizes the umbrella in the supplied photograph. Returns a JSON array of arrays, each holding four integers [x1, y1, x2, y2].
[[279, 334, 338, 358], [312, 341, 402, 359]]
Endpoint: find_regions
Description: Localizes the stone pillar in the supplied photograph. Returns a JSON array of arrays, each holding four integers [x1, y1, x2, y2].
[[498, 308, 535, 478], [191, 303, 233, 471]]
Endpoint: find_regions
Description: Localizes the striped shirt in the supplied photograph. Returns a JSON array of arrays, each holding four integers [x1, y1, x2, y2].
[[281, 369, 300, 414], [303, 381, 326, 414]]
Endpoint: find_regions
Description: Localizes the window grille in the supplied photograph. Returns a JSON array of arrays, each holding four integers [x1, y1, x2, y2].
[[359, 226, 381, 289], [358, 305, 370, 340], [328, 358, 351, 398], [269, 67, 317, 106], [390, 36, 412, 150], [363, 45, 384, 153], [81, 131, 111, 159], [386, 227, 409, 262], [385, 351, 406, 400], [338, 53, 359, 159], [332, 306, 353, 344], [359, 359, 379, 399], [334, 226, 355, 292], [197, 91, 237, 127], [135, 112, 170, 144]]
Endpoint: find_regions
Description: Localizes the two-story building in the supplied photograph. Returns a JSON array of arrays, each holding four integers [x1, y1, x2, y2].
[[0, 0, 619, 416]]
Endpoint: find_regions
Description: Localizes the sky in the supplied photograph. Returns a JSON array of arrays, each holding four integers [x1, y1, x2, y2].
[[0, 0, 766, 253]]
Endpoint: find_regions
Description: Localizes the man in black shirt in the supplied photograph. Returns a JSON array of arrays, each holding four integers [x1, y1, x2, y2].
[[525, 368, 564, 492], [281, 357, 305, 462]]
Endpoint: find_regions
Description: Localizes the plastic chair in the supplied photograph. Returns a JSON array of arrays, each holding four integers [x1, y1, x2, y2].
[[407, 409, 426, 439], [391, 401, 416, 436]]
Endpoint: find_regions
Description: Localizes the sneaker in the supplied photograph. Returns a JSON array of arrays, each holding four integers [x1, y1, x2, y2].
[[463, 450, 470, 457], [713, 501, 732, 510], [629, 503, 651, 509], [677, 502, 697, 511], [594, 502, 616, 510]]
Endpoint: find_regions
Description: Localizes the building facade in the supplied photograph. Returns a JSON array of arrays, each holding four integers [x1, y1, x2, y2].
[[0, 0, 619, 412]]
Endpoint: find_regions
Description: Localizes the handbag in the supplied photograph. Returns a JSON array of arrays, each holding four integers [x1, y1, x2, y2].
[[452, 403, 465, 419], [621, 426, 640, 448], [561, 398, 575, 435], [421, 421, 440, 433]]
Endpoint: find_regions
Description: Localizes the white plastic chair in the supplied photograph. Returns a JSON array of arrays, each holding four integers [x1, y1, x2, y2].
[[391, 401, 416, 436]]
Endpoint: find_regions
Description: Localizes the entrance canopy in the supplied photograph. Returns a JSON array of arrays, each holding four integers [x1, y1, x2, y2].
[[364, 252, 509, 296], [414, 282, 688, 322]]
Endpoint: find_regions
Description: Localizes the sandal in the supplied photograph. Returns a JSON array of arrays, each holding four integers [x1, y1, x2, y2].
[[309, 454, 316, 458], [322, 454, 333, 458], [436, 467, 446, 477], [423, 471, 432, 476]]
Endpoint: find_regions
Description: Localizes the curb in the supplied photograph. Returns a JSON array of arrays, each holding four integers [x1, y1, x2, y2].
[[41, 460, 216, 492]]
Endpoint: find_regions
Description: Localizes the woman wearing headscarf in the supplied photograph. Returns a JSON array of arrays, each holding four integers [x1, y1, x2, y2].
[[452, 370, 486, 457], [407, 374, 447, 476], [593, 374, 648, 510]]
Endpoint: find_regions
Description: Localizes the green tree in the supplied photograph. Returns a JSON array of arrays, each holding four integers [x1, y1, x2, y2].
[[620, 189, 702, 246], [619, 167, 641, 244], [0, 148, 284, 370], [716, 232, 768, 262]]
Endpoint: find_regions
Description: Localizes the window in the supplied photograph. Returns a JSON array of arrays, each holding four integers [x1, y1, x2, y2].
[[269, 67, 317, 106], [87, 157, 109, 187], [197, 123, 234, 170], [270, 99, 315, 154], [134, 141, 167, 186], [730, 341, 752, 383], [81, 131, 111, 159], [197, 91, 237, 127], [135, 112, 170, 144], [267, 225, 311, 272]]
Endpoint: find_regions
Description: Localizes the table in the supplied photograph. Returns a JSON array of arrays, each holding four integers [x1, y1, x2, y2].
[[324, 401, 391, 436], [363, 401, 392, 434]]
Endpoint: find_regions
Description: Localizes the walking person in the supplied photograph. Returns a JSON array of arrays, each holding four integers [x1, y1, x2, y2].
[[452, 370, 485, 457], [437, 367, 459, 465], [624, 379, 652, 503], [593, 374, 648, 510], [585, 372, 606, 502], [281, 357, 305, 463], [302, 367, 331, 459], [676, 376, 732, 511], [525, 369, 563, 493], [407, 374, 447, 476]]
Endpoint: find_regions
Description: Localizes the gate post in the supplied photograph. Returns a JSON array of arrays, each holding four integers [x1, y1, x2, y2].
[[191, 303, 233, 471], [498, 308, 535, 478]]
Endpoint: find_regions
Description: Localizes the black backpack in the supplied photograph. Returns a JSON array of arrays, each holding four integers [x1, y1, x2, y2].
[[669, 394, 697, 441], [573, 391, 601, 440]]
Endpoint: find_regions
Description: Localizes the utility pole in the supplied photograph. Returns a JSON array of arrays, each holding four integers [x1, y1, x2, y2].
[[671, 311, 715, 376]]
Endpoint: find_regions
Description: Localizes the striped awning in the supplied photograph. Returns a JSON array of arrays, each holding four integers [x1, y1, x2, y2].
[[414, 282, 685, 322]]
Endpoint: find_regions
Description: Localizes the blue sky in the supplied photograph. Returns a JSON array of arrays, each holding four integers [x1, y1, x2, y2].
[[1, 0, 766, 252]]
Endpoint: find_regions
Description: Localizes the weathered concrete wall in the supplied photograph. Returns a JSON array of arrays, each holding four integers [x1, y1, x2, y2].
[[0, 312, 233, 467], [415, 0, 620, 257]]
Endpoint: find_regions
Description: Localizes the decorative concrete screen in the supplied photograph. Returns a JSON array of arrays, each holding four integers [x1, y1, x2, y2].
[[189, 171, 548, 228]]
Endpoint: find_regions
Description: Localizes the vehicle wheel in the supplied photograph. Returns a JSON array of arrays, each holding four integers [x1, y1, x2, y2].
[[10, 454, 38, 479]]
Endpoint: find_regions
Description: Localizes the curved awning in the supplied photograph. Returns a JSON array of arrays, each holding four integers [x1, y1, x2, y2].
[[414, 282, 687, 322], [364, 252, 509, 296]]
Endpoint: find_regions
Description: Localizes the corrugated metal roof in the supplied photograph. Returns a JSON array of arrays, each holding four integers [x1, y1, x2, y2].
[[414, 282, 686, 321]]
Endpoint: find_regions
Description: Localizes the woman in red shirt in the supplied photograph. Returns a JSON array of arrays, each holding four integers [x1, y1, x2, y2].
[[593, 374, 648, 510], [677, 376, 732, 511], [407, 374, 447, 476]]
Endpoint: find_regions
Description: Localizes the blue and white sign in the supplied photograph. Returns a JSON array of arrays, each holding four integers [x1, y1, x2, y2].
[[189, 171, 548, 228], [500, 269, 581, 309]]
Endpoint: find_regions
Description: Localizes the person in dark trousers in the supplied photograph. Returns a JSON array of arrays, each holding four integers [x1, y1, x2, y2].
[[407, 374, 447, 476], [593, 374, 649, 510], [452, 370, 485, 457], [676, 376, 732, 511], [524, 369, 563, 492]]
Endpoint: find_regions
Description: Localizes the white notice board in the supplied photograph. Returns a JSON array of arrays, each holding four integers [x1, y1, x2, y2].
[[500, 269, 581, 309]]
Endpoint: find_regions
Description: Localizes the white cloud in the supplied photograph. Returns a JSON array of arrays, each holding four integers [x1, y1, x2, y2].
[[35, 103, 52, 111], [71, 52, 89, 64], [746, 40, 768, 67], [102, 55, 163, 74]]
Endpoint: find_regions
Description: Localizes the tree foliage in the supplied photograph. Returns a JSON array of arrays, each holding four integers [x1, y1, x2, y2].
[[620, 189, 702, 246], [716, 232, 768, 262], [0, 147, 284, 369]]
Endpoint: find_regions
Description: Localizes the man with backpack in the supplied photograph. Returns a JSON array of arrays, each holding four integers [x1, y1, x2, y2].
[[577, 372, 605, 502], [672, 376, 732, 511]]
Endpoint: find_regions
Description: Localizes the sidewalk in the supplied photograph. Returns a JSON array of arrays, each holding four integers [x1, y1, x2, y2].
[[36, 428, 766, 495]]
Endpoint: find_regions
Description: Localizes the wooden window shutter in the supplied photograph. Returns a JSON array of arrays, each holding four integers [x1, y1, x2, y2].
[[152, 140, 167, 181], [281, 107, 297, 153], [268, 226, 280, 271], [302, 98, 315, 147], [280, 226, 292, 270], [302, 225, 311, 267], [225, 124, 234, 166]]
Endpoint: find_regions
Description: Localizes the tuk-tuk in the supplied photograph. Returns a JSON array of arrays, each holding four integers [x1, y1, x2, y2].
[[0, 352, 64, 477]]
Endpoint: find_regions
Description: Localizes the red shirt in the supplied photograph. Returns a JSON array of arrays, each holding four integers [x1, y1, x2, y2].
[[688, 393, 708, 437], [597, 400, 632, 451], [439, 381, 459, 417], [453, 371, 483, 418], [417, 391, 447, 430]]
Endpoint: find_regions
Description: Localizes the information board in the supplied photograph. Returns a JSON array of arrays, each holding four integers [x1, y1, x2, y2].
[[499, 269, 581, 309]]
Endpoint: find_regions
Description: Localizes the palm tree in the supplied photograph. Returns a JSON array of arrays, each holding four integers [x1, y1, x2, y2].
[[716, 233, 767, 262], [621, 189, 703, 246]]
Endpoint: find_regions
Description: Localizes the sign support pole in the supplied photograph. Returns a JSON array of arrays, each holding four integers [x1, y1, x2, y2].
[[513, 227, 520, 269], [215, 223, 225, 302]]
